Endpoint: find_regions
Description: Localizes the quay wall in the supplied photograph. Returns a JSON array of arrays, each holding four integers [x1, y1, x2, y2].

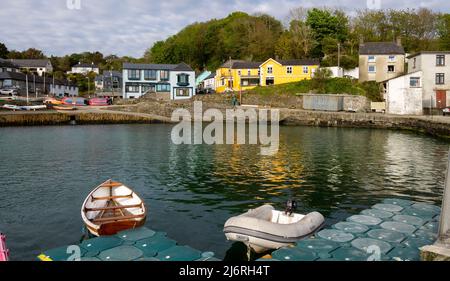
[[1, 106, 449, 140]]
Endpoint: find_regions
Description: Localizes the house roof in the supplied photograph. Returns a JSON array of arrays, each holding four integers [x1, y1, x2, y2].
[[205, 72, 216, 79], [407, 51, 450, 59], [95, 71, 122, 81], [123, 62, 194, 71], [0, 58, 19, 68], [0, 71, 77, 86], [73, 62, 98, 68], [359, 42, 405, 55], [277, 59, 320, 66], [220, 60, 261, 69], [9, 59, 52, 68]]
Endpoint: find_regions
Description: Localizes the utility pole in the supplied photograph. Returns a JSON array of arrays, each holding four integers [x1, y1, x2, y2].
[[338, 43, 341, 77], [26, 74, 29, 105]]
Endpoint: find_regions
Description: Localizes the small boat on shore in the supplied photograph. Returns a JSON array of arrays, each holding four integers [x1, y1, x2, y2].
[[21, 105, 47, 111], [62, 97, 88, 106], [223, 203, 325, 253], [2, 104, 22, 111], [0, 233, 9, 262], [81, 180, 147, 236], [52, 105, 77, 111]]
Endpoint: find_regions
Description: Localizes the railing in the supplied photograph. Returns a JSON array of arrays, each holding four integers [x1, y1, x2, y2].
[[439, 149, 450, 243]]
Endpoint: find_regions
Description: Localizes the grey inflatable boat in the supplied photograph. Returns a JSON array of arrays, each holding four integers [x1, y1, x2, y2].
[[224, 205, 325, 253]]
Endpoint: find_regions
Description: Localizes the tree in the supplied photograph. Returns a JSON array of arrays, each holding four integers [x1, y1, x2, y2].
[[0, 42, 8, 58], [438, 14, 450, 50], [21, 48, 46, 59], [305, 8, 349, 57]]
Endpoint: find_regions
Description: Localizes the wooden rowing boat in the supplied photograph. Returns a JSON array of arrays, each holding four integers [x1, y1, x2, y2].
[[81, 180, 147, 236]]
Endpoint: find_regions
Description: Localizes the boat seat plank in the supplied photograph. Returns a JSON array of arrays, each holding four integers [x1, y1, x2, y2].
[[85, 204, 142, 212], [101, 183, 123, 188], [92, 194, 133, 201], [91, 214, 145, 223]]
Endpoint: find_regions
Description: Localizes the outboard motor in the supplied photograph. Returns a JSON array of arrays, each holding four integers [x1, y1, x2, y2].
[[285, 199, 298, 216]]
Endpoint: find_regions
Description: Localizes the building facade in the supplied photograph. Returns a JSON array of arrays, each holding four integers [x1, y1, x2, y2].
[[122, 62, 195, 100], [203, 73, 216, 91], [215, 60, 261, 93], [407, 52, 450, 110], [384, 51, 450, 115], [259, 58, 319, 86], [359, 41, 405, 83], [0, 71, 78, 97], [70, 62, 100, 74], [8, 59, 53, 76], [95, 71, 123, 97]]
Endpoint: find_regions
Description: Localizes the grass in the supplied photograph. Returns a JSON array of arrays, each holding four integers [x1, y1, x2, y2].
[[244, 78, 383, 102]]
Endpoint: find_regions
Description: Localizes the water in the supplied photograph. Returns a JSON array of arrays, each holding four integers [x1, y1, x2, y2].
[[0, 124, 448, 260]]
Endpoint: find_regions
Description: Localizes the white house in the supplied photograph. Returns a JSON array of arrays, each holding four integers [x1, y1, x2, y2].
[[122, 62, 196, 100], [322, 67, 359, 80], [70, 62, 100, 74], [385, 51, 450, 115], [203, 72, 216, 91], [385, 71, 423, 115], [9, 59, 53, 76], [50, 83, 79, 98]]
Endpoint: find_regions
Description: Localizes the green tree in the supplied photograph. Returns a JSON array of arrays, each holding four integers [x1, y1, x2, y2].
[[0, 42, 8, 58], [438, 14, 450, 50]]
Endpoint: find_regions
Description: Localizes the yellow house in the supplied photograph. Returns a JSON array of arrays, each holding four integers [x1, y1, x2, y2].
[[259, 58, 319, 86], [215, 60, 261, 93]]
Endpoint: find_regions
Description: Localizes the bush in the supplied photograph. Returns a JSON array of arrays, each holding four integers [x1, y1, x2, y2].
[[360, 81, 383, 102]]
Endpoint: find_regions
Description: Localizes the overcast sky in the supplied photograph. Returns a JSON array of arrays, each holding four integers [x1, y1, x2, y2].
[[0, 0, 449, 58]]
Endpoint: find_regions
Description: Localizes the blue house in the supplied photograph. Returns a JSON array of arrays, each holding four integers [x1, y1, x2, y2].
[[122, 62, 196, 100]]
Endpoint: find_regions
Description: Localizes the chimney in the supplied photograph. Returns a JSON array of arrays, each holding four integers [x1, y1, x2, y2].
[[396, 37, 402, 47]]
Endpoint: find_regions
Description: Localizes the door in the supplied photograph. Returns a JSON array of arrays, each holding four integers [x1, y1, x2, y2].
[[436, 90, 447, 109]]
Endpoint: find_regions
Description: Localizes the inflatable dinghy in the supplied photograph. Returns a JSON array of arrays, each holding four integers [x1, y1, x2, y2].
[[224, 204, 325, 253]]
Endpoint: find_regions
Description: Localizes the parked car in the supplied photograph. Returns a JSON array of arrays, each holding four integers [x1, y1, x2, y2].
[[443, 107, 450, 116], [0, 87, 18, 96]]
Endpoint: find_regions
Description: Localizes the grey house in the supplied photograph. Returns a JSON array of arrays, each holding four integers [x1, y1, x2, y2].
[[122, 62, 196, 100], [95, 71, 123, 97], [8, 59, 53, 76]]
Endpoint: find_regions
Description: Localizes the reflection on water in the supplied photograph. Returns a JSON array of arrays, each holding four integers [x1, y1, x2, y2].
[[0, 124, 448, 260]]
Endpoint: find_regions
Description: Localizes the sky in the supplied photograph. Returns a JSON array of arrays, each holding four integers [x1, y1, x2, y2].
[[0, 0, 449, 58]]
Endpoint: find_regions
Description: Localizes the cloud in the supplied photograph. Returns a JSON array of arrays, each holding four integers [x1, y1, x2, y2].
[[0, 0, 448, 58]]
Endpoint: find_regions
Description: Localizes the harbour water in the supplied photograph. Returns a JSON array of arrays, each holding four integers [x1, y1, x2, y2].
[[0, 124, 448, 260]]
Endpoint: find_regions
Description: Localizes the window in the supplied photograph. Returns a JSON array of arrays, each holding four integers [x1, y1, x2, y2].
[[175, 88, 190, 97], [267, 67, 273, 74], [128, 69, 140, 80], [410, 77, 420, 88], [388, 65, 395, 73], [177, 74, 189, 86], [248, 70, 251, 76], [237, 70, 241, 76], [160, 70, 169, 81], [388, 55, 396, 62], [127, 85, 139, 93], [368, 65, 376, 73], [221, 79, 225, 86], [436, 73, 445, 85], [142, 85, 155, 93], [437, 55, 446, 66], [258, 70, 261, 76], [156, 84, 170, 92], [287, 66, 293, 74], [144, 70, 157, 80], [368, 56, 376, 62], [303, 66, 309, 74]]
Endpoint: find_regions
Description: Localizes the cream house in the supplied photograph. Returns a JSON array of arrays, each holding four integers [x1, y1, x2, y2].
[[359, 41, 405, 83]]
